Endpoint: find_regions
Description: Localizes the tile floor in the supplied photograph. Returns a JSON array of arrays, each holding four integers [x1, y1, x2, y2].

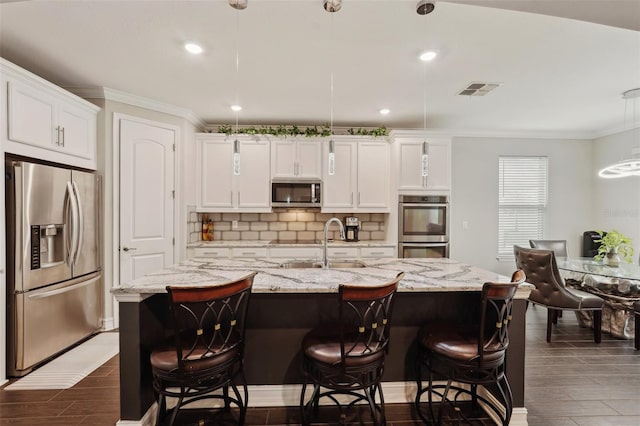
[[1, 305, 638, 425]]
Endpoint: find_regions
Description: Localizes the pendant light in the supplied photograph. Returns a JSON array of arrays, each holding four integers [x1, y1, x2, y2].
[[417, 1, 437, 178], [230, 0, 245, 175], [325, 0, 341, 176], [598, 88, 640, 178]]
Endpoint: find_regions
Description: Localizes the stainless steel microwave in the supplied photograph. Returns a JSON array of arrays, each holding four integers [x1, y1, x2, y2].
[[271, 179, 321, 207]]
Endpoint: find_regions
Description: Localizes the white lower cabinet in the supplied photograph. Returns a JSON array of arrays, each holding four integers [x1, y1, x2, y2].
[[231, 247, 268, 258], [360, 246, 396, 258], [327, 247, 359, 259], [268, 247, 322, 260], [188, 244, 395, 260], [191, 247, 231, 258], [196, 134, 271, 212]]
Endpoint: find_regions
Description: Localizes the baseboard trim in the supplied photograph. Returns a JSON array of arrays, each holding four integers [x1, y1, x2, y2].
[[116, 382, 528, 426], [102, 317, 115, 331], [116, 402, 157, 426]]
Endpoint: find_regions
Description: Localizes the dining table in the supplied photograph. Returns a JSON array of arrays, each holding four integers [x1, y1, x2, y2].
[[557, 257, 640, 339]]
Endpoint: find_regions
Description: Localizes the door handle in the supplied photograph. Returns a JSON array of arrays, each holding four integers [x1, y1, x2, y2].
[[122, 247, 137, 252]]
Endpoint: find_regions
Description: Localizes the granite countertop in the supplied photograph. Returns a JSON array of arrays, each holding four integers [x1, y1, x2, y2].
[[112, 257, 531, 300], [187, 240, 395, 248]]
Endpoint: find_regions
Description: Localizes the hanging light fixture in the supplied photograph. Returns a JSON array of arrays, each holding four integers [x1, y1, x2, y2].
[[598, 88, 640, 178], [417, 1, 433, 178], [229, 0, 245, 176], [325, 0, 341, 176]]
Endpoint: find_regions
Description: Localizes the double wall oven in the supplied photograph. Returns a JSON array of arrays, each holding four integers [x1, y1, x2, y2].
[[398, 195, 449, 258]]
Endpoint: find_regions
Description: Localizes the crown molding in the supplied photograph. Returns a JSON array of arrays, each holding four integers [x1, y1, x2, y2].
[[65, 86, 206, 129], [390, 127, 597, 140]]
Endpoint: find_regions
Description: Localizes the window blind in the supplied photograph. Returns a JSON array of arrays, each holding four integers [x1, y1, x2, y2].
[[498, 156, 548, 260]]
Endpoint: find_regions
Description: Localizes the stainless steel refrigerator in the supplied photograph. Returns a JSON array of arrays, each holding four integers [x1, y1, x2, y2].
[[5, 158, 102, 377]]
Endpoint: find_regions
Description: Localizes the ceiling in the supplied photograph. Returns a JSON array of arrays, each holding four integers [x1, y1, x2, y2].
[[1, 0, 639, 137]]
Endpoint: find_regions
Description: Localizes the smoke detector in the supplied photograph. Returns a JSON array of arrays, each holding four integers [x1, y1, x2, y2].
[[458, 82, 501, 97], [229, 0, 247, 10], [417, 1, 435, 15], [324, 0, 342, 12]]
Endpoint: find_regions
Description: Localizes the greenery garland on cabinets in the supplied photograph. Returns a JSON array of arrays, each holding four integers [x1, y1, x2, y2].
[[213, 124, 387, 138]]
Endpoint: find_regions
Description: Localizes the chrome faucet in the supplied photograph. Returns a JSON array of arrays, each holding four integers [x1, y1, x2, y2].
[[322, 217, 346, 269]]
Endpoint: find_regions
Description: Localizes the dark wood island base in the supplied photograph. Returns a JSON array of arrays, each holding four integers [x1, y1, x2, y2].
[[116, 288, 528, 425]]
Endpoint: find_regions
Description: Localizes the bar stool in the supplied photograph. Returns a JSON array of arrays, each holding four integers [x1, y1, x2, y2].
[[299, 272, 404, 426], [150, 272, 257, 426], [414, 270, 526, 425]]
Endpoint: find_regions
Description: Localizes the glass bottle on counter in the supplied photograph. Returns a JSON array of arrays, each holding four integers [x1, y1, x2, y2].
[[202, 216, 214, 241]]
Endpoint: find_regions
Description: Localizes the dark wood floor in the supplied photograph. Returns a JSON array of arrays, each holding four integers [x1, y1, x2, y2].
[[524, 305, 640, 426], [1, 305, 638, 425]]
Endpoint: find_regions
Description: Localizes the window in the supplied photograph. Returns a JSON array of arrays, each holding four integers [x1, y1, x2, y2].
[[498, 156, 548, 260]]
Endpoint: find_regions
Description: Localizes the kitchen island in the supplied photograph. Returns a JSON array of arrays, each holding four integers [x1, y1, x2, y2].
[[112, 257, 531, 425]]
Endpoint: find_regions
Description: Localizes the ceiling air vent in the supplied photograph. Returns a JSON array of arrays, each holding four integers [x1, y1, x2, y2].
[[458, 82, 501, 96]]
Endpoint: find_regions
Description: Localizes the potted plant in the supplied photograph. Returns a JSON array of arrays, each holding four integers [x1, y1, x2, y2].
[[594, 230, 634, 266]]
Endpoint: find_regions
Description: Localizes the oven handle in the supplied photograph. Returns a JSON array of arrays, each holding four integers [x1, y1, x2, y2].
[[399, 203, 448, 208], [399, 242, 448, 247]]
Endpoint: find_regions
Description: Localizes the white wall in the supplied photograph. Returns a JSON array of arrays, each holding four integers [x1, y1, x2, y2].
[[592, 127, 640, 259], [450, 136, 594, 276]]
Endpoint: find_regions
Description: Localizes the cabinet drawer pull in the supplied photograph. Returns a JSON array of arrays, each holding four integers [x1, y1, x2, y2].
[[334, 251, 348, 255], [204, 251, 221, 256], [241, 251, 256, 256], [369, 251, 384, 255]]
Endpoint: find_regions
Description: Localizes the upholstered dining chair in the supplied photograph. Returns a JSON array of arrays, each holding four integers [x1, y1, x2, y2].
[[414, 270, 526, 425], [299, 272, 404, 426], [150, 272, 257, 426], [514, 245, 604, 343], [529, 239, 568, 257]]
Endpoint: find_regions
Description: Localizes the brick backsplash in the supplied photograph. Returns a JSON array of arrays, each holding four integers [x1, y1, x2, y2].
[[194, 210, 387, 242]]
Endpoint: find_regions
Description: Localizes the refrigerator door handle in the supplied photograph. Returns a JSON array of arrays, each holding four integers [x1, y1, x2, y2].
[[66, 181, 80, 266], [72, 181, 84, 266], [27, 275, 101, 300]]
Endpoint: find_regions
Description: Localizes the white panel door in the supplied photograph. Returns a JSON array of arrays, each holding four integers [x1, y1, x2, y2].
[[119, 118, 175, 285]]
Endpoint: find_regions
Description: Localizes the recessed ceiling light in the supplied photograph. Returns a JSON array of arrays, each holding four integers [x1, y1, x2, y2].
[[419, 50, 438, 62], [379, 108, 390, 115], [231, 105, 242, 112], [184, 43, 203, 55]]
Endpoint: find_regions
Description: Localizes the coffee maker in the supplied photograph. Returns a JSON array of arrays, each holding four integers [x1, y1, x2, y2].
[[344, 216, 359, 242]]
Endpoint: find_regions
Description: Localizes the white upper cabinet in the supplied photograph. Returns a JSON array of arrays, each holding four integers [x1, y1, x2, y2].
[[1, 59, 99, 170], [395, 136, 451, 193], [271, 138, 322, 179], [357, 140, 390, 209], [196, 134, 271, 212], [322, 137, 390, 213], [322, 139, 357, 210]]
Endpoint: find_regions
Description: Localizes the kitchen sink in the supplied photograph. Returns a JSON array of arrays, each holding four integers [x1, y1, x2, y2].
[[279, 261, 367, 269]]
